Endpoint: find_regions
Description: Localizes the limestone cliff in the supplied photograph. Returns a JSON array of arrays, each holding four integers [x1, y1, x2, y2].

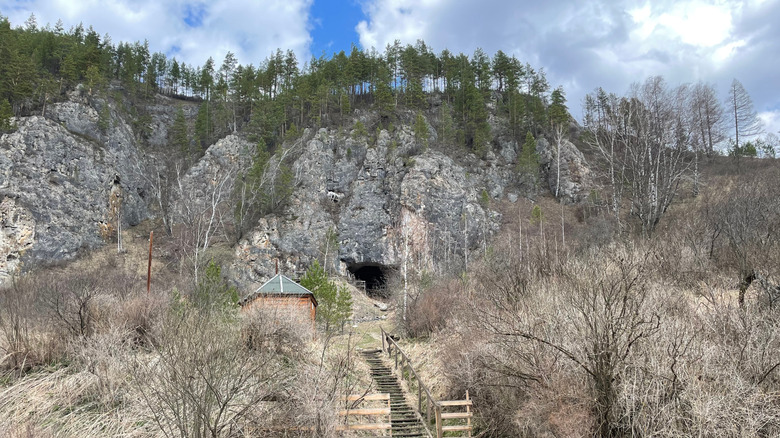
[[230, 122, 512, 287], [0, 90, 592, 288], [0, 90, 150, 282]]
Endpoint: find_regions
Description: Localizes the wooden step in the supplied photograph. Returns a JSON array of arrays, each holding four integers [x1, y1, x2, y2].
[[442, 425, 473, 432], [440, 411, 473, 419]]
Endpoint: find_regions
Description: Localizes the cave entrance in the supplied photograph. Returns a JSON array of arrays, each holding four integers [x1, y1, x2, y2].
[[347, 263, 392, 296]]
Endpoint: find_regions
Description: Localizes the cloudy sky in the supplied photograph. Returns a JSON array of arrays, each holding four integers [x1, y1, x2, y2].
[[1, 0, 779, 136]]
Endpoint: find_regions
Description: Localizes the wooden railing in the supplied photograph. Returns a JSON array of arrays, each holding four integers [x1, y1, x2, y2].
[[380, 327, 473, 438], [337, 393, 392, 436], [437, 392, 472, 437]]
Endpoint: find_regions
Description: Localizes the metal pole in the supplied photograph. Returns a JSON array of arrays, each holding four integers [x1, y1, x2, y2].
[[147, 231, 153, 294]]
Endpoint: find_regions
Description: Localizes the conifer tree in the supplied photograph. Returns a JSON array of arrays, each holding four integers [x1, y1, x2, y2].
[[414, 111, 429, 150], [194, 101, 210, 151], [549, 87, 568, 198], [727, 78, 762, 151], [300, 260, 352, 333], [0, 99, 15, 133], [169, 106, 189, 155], [517, 131, 539, 186]]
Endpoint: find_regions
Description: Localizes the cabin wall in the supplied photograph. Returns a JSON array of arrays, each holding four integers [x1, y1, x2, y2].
[[242, 295, 316, 333]]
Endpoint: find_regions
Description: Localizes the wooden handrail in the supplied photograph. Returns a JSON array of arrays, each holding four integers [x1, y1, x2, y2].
[[380, 327, 437, 402], [379, 327, 473, 438], [380, 327, 438, 437]]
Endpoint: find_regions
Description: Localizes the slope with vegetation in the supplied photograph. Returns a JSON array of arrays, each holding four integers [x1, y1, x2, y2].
[[1, 11, 780, 438]]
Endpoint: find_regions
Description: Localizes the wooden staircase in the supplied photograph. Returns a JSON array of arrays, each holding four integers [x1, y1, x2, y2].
[[361, 349, 430, 437]]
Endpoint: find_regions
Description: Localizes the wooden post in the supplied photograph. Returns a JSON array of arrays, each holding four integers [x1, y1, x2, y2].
[[466, 390, 472, 438], [147, 231, 153, 294], [435, 404, 443, 438], [418, 385, 422, 414]]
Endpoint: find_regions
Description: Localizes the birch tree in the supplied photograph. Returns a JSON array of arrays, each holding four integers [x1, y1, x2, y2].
[[583, 89, 625, 226], [174, 164, 235, 282], [549, 87, 569, 199], [584, 77, 691, 235]]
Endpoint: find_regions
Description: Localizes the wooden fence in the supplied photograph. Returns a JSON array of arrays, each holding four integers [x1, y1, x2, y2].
[[437, 392, 472, 437], [337, 393, 392, 436], [380, 327, 473, 438]]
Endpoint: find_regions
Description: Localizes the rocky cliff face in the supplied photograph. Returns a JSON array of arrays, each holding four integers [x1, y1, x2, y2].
[[537, 136, 593, 204], [0, 90, 150, 282], [230, 121, 512, 288], [0, 197, 35, 283], [0, 90, 592, 288]]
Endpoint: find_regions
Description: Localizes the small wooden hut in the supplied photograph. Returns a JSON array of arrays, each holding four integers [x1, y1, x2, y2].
[[240, 274, 318, 330]]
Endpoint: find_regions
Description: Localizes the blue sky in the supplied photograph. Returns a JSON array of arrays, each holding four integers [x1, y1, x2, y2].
[[309, 0, 364, 58], [1, 0, 779, 138]]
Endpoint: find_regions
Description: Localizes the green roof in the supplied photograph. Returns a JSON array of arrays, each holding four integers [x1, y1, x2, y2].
[[240, 274, 317, 306]]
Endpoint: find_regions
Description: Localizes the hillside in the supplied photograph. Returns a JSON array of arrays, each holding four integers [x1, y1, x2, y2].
[[1, 17, 780, 437]]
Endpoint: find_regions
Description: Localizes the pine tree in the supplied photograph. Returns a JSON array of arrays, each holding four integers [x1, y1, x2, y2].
[[517, 131, 539, 186], [0, 99, 15, 133], [169, 106, 190, 155], [374, 66, 395, 122], [413, 111, 429, 150], [300, 260, 352, 333], [438, 104, 455, 147], [334, 285, 353, 331], [548, 87, 568, 198], [548, 87, 569, 127], [194, 101, 210, 151], [194, 260, 239, 311]]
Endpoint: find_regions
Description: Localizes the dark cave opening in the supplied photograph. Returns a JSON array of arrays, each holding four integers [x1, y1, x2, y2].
[[347, 263, 391, 296]]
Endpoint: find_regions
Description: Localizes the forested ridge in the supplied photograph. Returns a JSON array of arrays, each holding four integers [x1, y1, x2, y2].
[[0, 13, 559, 153], [2, 12, 774, 161]]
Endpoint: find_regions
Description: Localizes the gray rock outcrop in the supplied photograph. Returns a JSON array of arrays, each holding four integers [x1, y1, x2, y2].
[[537, 137, 592, 204], [0, 89, 592, 289], [0, 197, 35, 283], [0, 97, 149, 283], [232, 124, 502, 285]]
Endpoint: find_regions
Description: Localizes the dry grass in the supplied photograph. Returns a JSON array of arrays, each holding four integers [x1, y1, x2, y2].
[[0, 236, 370, 437], [0, 366, 159, 437], [394, 165, 780, 437]]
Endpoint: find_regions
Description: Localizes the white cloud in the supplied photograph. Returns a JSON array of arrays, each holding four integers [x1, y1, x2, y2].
[[657, 3, 733, 47], [356, 0, 444, 52], [759, 110, 780, 135], [0, 0, 313, 67], [356, 0, 780, 123], [713, 39, 747, 64]]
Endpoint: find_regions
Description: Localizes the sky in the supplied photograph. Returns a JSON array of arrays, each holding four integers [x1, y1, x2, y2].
[[1, 0, 779, 138]]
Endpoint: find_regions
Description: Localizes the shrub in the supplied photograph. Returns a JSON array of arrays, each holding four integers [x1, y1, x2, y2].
[[133, 305, 283, 438], [0, 274, 65, 372], [406, 278, 460, 338]]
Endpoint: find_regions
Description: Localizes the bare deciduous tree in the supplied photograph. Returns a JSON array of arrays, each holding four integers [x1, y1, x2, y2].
[[173, 162, 235, 282], [470, 244, 659, 436], [690, 81, 726, 156], [584, 77, 691, 235], [709, 171, 780, 307], [727, 78, 762, 151], [133, 307, 285, 438]]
